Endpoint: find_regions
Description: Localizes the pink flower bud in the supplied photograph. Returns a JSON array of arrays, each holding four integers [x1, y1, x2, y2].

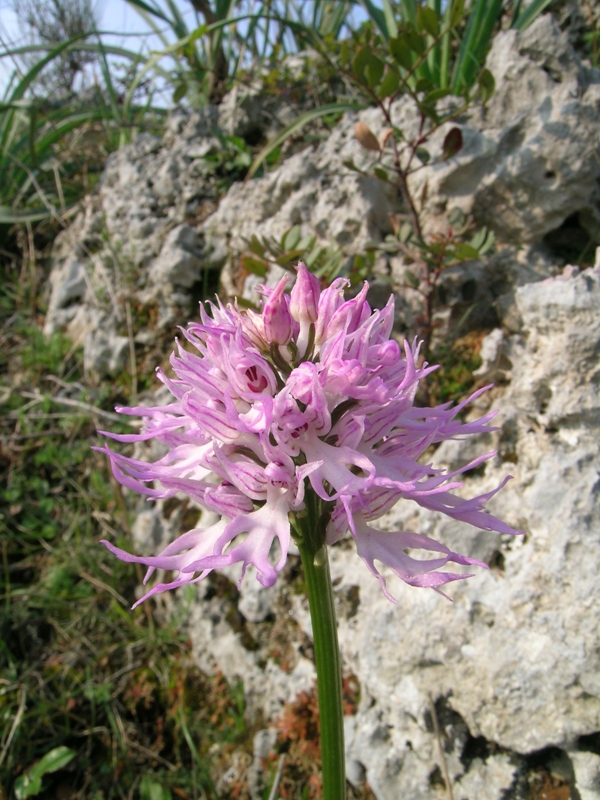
[[262, 275, 293, 345], [290, 262, 320, 323]]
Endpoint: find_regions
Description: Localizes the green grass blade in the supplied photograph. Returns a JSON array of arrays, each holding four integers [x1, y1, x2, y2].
[[451, 0, 502, 92], [358, 0, 390, 39], [511, 0, 553, 30], [439, 0, 455, 89], [124, 0, 172, 25], [382, 0, 399, 38]]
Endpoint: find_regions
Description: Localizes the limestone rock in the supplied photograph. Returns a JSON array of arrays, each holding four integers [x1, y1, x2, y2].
[[407, 14, 600, 246], [44, 109, 224, 374], [149, 224, 204, 289], [201, 103, 397, 274], [570, 751, 600, 800]]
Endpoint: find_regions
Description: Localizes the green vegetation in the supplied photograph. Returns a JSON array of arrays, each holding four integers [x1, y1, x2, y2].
[[0, 295, 255, 797]]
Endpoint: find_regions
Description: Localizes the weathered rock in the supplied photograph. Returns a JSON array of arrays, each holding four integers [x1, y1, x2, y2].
[[44, 109, 224, 374], [571, 751, 600, 800], [408, 14, 600, 246], [44, 14, 599, 373], [202, 105, 397, 272]]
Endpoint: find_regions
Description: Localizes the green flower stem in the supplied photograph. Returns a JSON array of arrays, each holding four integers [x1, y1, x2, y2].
[[295, 501, 345, 800]]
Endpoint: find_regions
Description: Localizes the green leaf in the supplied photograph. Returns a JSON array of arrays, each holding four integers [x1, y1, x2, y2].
[[389, 36, 414, 70], [15, 747, 76, 799], [14, 774, 42, 800], [415, 147, 431, 164], [275, 248, 307, 266], [447, 207, 467, 229], [399, 222, 413, 242], [374, 167, 389, 182], [225, 135, 247, 152], [297, 235, 315, 251], [249, 235, 266, 257], [406, 27, 426, 56], [343, 159, 367, 175], [442, 127, 463, 160], [305, 247, 322, 268], [470, 226, 488, 250], [365, 55, 385, 88], [415, 76, 434, 93], [340, 40, 351, 68], [282, 226, 302, 251], [352, 46, 371, 79], [405, 270, 420, 288], [172, 82, 188, 103], [449, 0, 466, 28], [241, 255, 267, 277], [453, 243, 480, 260], [140, 776, 173, 800], [471, 227, 496, 255], [378, 68, 401, 98], [423, 87, 451, 104], [265, 145, 282, 166], [417, 6, 440, 37], [478, 68, 495, 103], [479, 229, 496, 255]]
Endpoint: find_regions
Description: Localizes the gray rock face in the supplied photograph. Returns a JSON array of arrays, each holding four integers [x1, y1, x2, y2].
[[44, 15, 598, 376], [408, 14, 600, 245], [201, 106, 398, 304], [43, 109, 223, 376]]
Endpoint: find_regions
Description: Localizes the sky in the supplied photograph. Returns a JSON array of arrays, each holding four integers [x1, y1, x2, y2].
[[0, 0, 369, 98], [0, 0, 195, 95]]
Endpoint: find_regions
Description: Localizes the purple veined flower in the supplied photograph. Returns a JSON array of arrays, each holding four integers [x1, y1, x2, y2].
[[97, 261, 522, 607]]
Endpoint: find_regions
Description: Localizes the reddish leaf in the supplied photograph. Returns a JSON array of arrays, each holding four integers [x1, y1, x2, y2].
[[442, 127, 463, 160]]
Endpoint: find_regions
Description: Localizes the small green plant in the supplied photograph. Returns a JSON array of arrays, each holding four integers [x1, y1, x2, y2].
[[203, 133, 253, 191], [240, 224, 376, 291], [13, 746, 77, 799]]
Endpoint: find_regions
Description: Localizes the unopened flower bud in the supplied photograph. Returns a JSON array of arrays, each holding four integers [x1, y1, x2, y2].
[[263, 275, 293, 345], [290, 262, 320, 323]]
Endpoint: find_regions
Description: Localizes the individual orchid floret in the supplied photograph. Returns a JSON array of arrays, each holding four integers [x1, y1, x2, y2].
[[290, 261, 320, 357], [98, 267, 522, 607], [290, 262, 320, 323], [262, 274, 293, 346]]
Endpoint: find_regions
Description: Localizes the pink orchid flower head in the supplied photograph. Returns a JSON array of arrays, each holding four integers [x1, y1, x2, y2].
[[98, 262, 521, 607]]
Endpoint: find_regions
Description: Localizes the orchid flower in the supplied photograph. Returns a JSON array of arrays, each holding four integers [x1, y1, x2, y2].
[[98, 263, 520, 606]]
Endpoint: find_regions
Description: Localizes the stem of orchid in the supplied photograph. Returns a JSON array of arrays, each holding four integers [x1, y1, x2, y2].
[[295, 501, 345, 800]]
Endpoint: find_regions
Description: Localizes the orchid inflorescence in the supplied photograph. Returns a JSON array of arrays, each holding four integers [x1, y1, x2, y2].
[[98, 262, 520, 607]]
